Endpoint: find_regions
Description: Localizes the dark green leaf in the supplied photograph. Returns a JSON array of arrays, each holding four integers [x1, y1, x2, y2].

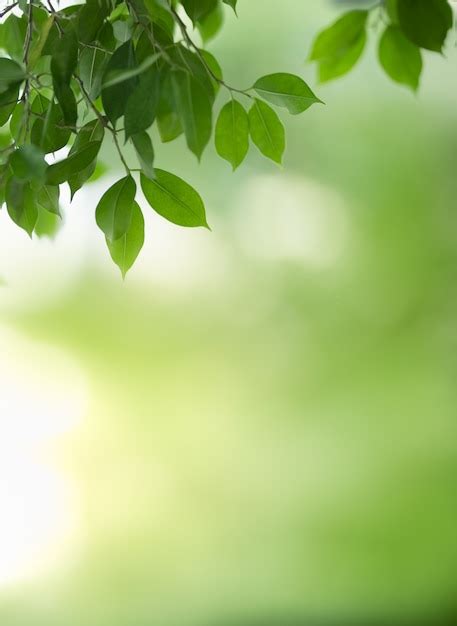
[[0, 57, 25, 93], [124, 67, 160, 141], [68, 119, 104, 199], [397, 0, 452, 52], [101, 40, 137, 124], [46, 141, 101, 185], [37, 184, 60, 216]]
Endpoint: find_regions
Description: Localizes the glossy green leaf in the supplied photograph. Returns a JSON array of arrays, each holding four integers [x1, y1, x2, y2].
[[96, 175, 136, 241], [253, 73, 322, 115], [215, 99, 249, 170], [379, 25, 422, 91], [106, 200, 144, 278], [141, 169, 209, 228], [248, 99, 285, 165]]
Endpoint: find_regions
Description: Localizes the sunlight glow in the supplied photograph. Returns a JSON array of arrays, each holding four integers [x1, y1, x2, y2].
[[0, 327, 87, 587]]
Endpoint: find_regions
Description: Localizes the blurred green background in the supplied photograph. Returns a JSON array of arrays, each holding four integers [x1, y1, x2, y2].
[[1, 2, 457, 625]]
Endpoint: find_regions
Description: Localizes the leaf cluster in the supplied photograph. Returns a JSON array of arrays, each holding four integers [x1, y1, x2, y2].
[[309, 0, 454, 92]]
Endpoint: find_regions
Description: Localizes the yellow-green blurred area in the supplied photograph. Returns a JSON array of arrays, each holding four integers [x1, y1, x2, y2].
[[1, 1, 457, 625]]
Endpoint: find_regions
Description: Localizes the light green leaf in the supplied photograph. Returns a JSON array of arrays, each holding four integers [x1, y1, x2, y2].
[[309, 10, 368, 61], [106, 200, 144, 278], [248, 98, 285, 165], [96, 175, 136, 241], [253, 73, 322, 115], [215, 99, 249, 170], [37, 184, 60, 216], [379, 25, 422, 91], [141, 169, 209, 228]]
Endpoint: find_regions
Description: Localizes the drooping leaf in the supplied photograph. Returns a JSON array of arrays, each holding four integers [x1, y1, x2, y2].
[[397, 0, 452, 52], [124, 67, 160, 141], [9, 144, 47, 182], [95, 175, 136, 241], [141, 169, 209, 228], [131, 131, 155, 179], [181, 0, 218, 24], [253, 73, 322, 115], [248, 98, 285, 165], [171, 70, 212, 160], [215, 99, 249, 170], [68, 118, 104, 199], [101, 40, 137, 124], [46, 141, 101, 185], [379, 25, 423, 91], [37, 184, 60, 216], [0, 57, 25, 93], [106, 200, 144, 278], [222, 0, 237, 14], [5, 178, 37, 236]]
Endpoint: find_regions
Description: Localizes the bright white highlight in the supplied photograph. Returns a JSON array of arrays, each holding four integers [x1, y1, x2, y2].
[[0, 327, 87, 587]]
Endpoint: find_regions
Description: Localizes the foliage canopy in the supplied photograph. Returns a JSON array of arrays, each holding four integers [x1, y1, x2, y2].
[[0, 0, 453, 275]]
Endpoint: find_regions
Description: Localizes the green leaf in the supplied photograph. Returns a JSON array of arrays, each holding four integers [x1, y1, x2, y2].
[[248, 98, 285, 165], [308, 10, 368, 82], [309, 10, 368, 61], [318, 30, 366, 83], [9, 144, 47, 182], [253, 73, 322, 115], [79, 46, 110, 100], [397, 0, 452, 52], [106, 200, 144, 278], [46, 141, 101, 185], [222, 0, 237, 13], [30, 94, 71, 153], [101, 40, 137, 124], [34, 205, 61, 239], [51, 26, 78, 86], [379, 25, 422, 91], [102, 52, 161, 88], [68, 119, 104, 199], [171, 71, 212, 160], [131, 131, 154, 179], [78, 0, 111, 44], [0, 57, 25, 93], [181, 0, 218, 24], [124, 67, 160, 141], [95, 175, 136, 241], [141, 169, 209, 228], [5, 178, 37, 237], [197, 3, 224, 43], [37, 184, 60, 216], [215, 99, 249, 170]]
